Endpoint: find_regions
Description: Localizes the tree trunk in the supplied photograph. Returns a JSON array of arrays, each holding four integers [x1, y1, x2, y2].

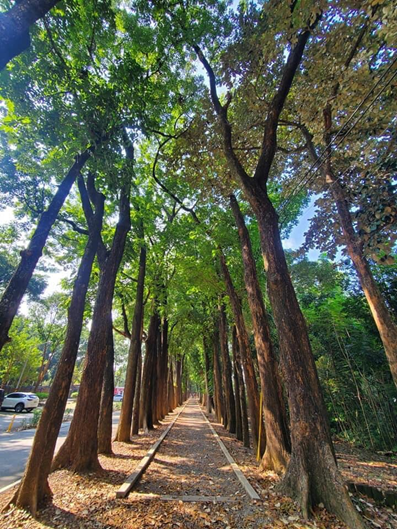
[[52, 180, 131, 472], [131, 348, 142, 436], [176, 357, 183, 406], [160, 317, 169, 418], [229, 193, 290, 471], [97, 317, 115, 455], [203, 336, 214, 414], [219, 302, 236, 433], [0, 150, 91, 353], [212, 325, 225, 424], [219, 252, 265, 455], [10, 179, 104, 515], [141, 310, 159, 433], [322, 107, 397, 388], [249, 187, 364, 526], [115, 245, 146, 442], [232, 325, 249, 448], [167, 357, 174, 413], [152, 326, 161, 425], [0, 0, 61, 70]]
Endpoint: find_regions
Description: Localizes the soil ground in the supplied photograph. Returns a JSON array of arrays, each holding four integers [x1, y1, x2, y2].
[[0, 400, 396, 529]]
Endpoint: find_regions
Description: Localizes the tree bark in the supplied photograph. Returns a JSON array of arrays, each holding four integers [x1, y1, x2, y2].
[[10, 174, 104, 515], [0, 150, 91, 353], [52, 179, 131, 472], [212, 324, 225, 425], [0, 0, 61, 70], [232, 325, 249, 447], [131, 348, 142, 436], [229, 193, 290, 472], [152, 326, 161, 425], [219, 302, 236, 433], [115, 244, 146, 441], [167, 357, 175, 413], [160, 317, 169, 418], [203, 336, 214, 414], [97, 317, 115, 455], [175, 357, 183, 406], [141, 310, 159, 433], [219, 252, 265, 455], [251, 189, 363, 525]]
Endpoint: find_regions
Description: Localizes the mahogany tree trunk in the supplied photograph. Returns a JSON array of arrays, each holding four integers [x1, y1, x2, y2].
[[250, 188, 364, 526], [230, 193, 290, 471], [160, 317, 169, 418], [131, 349, 142, 436], [212, 325, 225, 425], [219, 252, 265, 455], [0, 150, 91, 353], [115, 245, 146, 441], [321, 108, 397, 388], [176, 358, 183, 406], [141, 310, 159, 433], [203, 336, 214, 414], [219, 303, 236, 433], [152, 327, 161, 425], [10, 177, 104, 515], [0, 0, 60, 70], [232, 325, 249, 448], [167, 358, 175, 413], [97, 317, 115, 455], [52, 180, 131, 472]]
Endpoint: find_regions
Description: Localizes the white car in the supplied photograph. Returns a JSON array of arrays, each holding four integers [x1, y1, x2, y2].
[[0, 392, 40, 413], [113, 394, 123, 402]]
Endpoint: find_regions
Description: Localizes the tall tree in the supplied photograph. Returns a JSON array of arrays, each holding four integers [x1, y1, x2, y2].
[[230, 193, 290, 472], [192, 3, 365, 525], [52, 141, 131, 471], [10, 171, 104, 515]]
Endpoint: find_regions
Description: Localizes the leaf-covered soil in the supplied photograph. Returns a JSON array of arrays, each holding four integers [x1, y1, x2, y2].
[[0, 400, 396, 529]]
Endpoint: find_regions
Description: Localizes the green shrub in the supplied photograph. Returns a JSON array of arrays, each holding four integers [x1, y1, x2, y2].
[[70, 392, 79, 398], [20, 408, 42, 430], [35, 392, 49, 399]]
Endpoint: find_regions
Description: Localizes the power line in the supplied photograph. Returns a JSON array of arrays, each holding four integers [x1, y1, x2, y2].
[[283, 119, 395, 230], [278, 55, 397, 219]]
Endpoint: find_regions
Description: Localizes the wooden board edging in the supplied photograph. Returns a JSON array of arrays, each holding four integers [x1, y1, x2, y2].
[[200, 408, 260, 500], [116, 402, 187, 499]]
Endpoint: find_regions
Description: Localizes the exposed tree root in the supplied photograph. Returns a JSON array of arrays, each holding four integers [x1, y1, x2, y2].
[[279, 446, 367, 529]]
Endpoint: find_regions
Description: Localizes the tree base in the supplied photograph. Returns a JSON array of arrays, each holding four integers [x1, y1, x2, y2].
[[278, 448, 367, 529]]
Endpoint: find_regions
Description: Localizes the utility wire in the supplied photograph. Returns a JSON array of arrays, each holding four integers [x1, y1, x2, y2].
[[284, 119, 395, 230], [278, 55, 397, 219]]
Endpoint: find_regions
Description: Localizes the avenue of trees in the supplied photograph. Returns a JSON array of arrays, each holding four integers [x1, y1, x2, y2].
[[0, 0, 396, 527]]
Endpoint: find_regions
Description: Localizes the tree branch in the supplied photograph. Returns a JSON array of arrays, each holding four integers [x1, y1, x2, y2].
[[254, 28, 314, 182]]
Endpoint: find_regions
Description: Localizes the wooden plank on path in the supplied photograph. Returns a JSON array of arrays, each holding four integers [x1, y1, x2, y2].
[[116, 403, 187, 499], [200, 408, 260, 500], [128, 493, 239, 502]]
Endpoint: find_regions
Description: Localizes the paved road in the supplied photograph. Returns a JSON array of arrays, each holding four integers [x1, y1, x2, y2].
[[0, 412, 120, 490]]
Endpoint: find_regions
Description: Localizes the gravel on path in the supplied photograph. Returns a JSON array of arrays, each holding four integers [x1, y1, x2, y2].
[[133, 400, 248, 499]]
